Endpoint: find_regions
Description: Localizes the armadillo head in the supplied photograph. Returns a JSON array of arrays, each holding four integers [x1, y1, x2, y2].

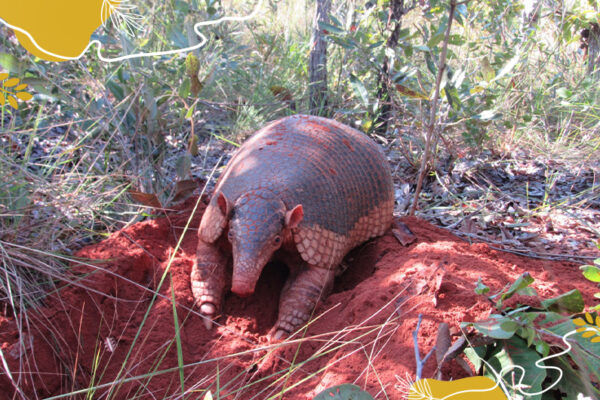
[[219, 189, 303, 297]]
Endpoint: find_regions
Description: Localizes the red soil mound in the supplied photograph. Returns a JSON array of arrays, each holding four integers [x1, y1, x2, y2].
[[1, 197, 597, 399]]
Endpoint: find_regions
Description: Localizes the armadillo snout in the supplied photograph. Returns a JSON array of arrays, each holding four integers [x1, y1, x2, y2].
[[231, 257, 266, 297], [231, 279, 256, 297]]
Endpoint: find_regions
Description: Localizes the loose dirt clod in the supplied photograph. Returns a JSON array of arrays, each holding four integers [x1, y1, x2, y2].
[[0, 198, 597, 399]]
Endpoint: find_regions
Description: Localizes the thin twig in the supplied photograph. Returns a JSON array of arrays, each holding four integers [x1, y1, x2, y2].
[[413, 314, 435, 380], [410, 0, 457, 214]]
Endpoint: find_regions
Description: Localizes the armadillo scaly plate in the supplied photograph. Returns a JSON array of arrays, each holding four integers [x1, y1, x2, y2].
[[191, 114, 394, 340]]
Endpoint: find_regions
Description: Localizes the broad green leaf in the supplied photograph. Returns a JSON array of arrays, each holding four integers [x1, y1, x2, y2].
[[541, 314, 600, 390], [349, 74, 369, 108], [540, 289, 584, 313], [313, 383, 374, 400], [463, 314, 516, 339], [486, 336, 546, 400], [500, 320, 519, 333], [581, 264, 600, 282]]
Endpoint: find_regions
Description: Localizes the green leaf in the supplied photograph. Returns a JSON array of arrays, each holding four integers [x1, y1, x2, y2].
[[541, 313, 600, 394], [463, 315, 516, 339], [581, 264, 600, 283], [540, 289, 584, 313], [185, 102, 196, 119], [106, 80, 125, 101], [425, 53, 436, 76], [497, 272, 534, 307], [313, 384, 374, 400], [179, 77, 191, 98], [464, 346, 487, 373], [486, 336, 546, 400], [349, 74, 369, 108], [445, 85, 461, 110], [0, 53, 22, 74], [318, 21, 345, 35], [535, 340, 549, 357], [427, 32, 444, 48], [500, 320, 519, 333], [475, 278, 490, 295], [556, 87, 572, 99]]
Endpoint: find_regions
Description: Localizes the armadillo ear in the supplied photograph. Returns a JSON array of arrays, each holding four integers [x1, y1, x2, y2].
[[285, 204, 303, 229], [198, 192, 231, 243], [217, 192, 231, 217]]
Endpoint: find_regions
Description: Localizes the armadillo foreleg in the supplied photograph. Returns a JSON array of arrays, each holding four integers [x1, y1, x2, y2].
[[270, 265, 335, 341], [191, 239, 228, 329]]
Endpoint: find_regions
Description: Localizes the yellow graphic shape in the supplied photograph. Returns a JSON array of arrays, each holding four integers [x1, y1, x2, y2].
[[573, 312, 600, 343], [409, 376, 507, 400], [0, 0, 115, 62], [0, 73, 33, 109]]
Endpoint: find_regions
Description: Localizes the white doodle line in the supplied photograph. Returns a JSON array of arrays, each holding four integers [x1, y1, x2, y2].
[[0, 0, 262, 62], [429, 327, 596, 399]]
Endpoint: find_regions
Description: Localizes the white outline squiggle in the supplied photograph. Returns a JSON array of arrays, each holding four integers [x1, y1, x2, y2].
[[0, 0, 262, 62]]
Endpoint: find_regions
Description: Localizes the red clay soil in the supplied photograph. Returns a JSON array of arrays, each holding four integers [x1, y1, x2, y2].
[[1, 196, 598, 400]]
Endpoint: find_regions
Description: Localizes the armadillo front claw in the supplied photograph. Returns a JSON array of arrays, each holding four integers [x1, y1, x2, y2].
[[267, 327, 290, 342], [200, 303, 216, 330]]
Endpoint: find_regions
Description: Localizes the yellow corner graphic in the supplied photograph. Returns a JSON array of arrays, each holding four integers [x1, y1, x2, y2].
[[1, 0, 114, 62], [409, 376, 507, 400]]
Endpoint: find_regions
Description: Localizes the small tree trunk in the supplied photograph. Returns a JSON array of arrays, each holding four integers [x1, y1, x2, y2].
[[587, 23, 600, 80], [309, 0, 331, 116], [375, 0, 407, 133]]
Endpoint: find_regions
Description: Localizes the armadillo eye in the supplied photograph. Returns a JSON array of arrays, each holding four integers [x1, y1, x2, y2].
[[227, 230, 234, 242], [273, 235, 282, 246]]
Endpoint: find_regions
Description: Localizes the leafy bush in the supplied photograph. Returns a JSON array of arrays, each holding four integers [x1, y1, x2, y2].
[[462, 273, 600, 399]]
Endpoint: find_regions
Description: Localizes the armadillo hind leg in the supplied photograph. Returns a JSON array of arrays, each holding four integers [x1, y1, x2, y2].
[[191, 239, 229, 330], [268, 265, 335, 341]]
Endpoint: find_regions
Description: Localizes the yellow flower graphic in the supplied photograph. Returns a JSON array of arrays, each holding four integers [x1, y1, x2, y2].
[[0, 73, 33, 109], [573, 312, 600, 343]]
